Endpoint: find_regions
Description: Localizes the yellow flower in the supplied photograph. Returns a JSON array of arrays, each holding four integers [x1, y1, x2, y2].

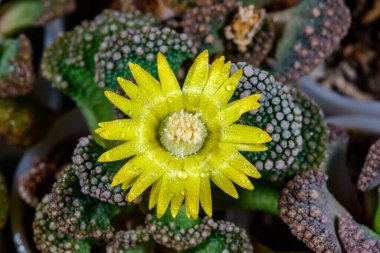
[[96, 50, 272, 219]]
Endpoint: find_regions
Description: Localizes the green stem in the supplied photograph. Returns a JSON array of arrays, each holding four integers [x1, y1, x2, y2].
[[373, 198, 380, 234], [214, 181, 281, 215], [63, 68, 116, 147]]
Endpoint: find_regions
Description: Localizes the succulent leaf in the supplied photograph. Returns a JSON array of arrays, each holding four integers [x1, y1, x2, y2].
[[272, 0, 351, 82], [106, 228, 153, 253], [47, 166, 120, 240], [33, 195, 91, 253], [72, 136, 139, 206]]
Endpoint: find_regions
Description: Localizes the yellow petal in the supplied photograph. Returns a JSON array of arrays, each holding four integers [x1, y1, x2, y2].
[[117, 77, 148, 104], [157, 170, 180, 218], [157, 52, 183, 112], [208, 152, 253, 190], [213, 69, 243, 108], [128, 62, 168, 118], [221, 124, 272, 144], [128, 163, 166, 202], [184, 158, 200, 219], [104, 91, 156, 122], [170, 182, 185, 218], [198, 57, 230, 118], [184, 170, 200, 220], [96, 119, 140, 141], [98, 141, 141, 162], [121, 180, 136, 190], [229, 143, 268, 152], [209, 168, 238, 199], [222, 166, 253, 190], [216, 94, 261, 126], [149, 177, 163, 210], [218, 143, 261, 178], [199, 176, 212, 217], [182, 50, 209, 111], [201, 57, 230, 98], [111, 156, 144, 187]]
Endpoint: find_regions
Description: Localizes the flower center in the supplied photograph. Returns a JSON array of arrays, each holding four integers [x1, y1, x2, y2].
[[159, 110, 208, 157]]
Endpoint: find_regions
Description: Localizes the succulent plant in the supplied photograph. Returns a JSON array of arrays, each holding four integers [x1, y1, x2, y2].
[[0, 0, 76, 37], [27, 2, 355, 253], [33, 135, 256, 252], [0, 34, 34, 98], [231, 62, 328, 182], [42, 9, 195, 144], [0, 171, 8, 230], [0, 96, 53, 147]]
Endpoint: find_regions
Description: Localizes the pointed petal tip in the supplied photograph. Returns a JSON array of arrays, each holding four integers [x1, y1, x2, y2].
[[104, 90, 112, 96], [117, 76, 125, 82], [157, 51, 164, 59], [128, 192, 138, 202], [200, 49, 209, 56], [111, 180, 120, 188], [157, 212, 164, 219]]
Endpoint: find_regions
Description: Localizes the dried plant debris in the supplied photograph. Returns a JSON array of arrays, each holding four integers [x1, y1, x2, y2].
[[182, 0, 237, 52], [47, 166, 117, 240], [273, 0, 351, 82], [106, 228, 152, 252], [94, 26, 195, 89], [357, 139, 380, 192], [34, 0, 76, 25], [0, 172, 8, 230], [0, 97, 52, 148], [225, 3, 266, 53], [338, 213, 380, 253], [231, 63, 327, 182], [311, 0, 380, 100], [19, 157, 57, 208], [72, 135, 141, 206], [33, 195, 91, 253], [228, 18, 275, 67], [0, 34, 34, 98], [279, 170, 346, 253]]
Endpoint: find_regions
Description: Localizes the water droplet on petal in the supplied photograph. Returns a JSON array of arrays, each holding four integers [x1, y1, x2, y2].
[[226, 84, 234, 91]]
